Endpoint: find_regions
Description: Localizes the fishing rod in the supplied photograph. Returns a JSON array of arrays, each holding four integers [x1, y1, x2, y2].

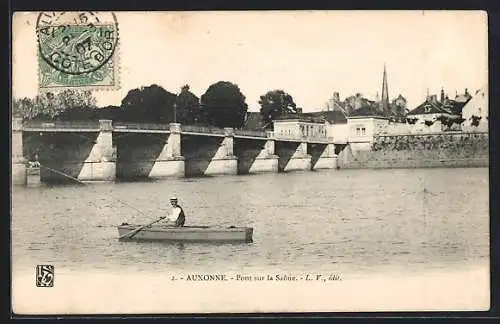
[[39, 164, 152, 219], [40, 165, 234, 230]]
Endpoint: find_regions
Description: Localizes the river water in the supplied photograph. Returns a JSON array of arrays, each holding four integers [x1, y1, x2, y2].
[[12, 167, 489, 276]]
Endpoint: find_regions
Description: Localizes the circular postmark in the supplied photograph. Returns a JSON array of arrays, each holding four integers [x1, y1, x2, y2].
[[36, 12, 119, 76]]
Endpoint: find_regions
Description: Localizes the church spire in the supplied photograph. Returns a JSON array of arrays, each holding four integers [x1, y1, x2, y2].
[[381, 63, 389, 113]]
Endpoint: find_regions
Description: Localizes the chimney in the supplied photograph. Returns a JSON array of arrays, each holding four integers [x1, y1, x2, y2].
[[333, 92, 340, 103], [440, 87, 445, 103], [430, 95, 438, 103], [465, 88, 469, 96]]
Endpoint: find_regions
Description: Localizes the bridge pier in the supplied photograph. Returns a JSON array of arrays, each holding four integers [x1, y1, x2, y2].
[[149, 123, 185, 178], [238, 133, 279, 174], [202, 128, 238, 176], [310, 143, 338, 170], [12, 118, 27, 186], [78, 120, 116, 183], [250, 138, 279, 173], [276, 141, 312, 172]]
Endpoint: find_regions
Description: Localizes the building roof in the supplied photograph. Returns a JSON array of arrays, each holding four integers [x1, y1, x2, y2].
[[243, 111, 265, 130], [302, 109, 347, 124], [407, 98, 452, 116], [273, 118, 325, 124], [349, 105, 387, 117], [443, 99, 469, 115]]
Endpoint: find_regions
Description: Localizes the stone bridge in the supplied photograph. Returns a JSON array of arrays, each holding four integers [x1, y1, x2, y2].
[[12, 118, 343, 184]]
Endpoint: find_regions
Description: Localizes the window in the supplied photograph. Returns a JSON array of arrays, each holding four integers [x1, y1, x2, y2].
[[356, 127, 361, 136], [361, 127, 366, 136]]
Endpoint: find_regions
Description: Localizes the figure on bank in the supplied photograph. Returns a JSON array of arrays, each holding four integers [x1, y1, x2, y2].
[[161, 196, 186, 227]]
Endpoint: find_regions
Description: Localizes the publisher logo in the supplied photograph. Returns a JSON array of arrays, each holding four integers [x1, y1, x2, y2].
[[36, 265, 54, 287]]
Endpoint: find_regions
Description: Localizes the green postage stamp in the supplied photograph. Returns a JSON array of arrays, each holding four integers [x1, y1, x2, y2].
[[36, 12, 119, 89]]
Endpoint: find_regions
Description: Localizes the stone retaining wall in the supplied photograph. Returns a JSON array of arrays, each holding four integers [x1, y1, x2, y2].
[[338, 132, 489, 169]]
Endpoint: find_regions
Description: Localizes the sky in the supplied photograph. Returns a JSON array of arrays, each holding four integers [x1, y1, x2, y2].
[[12, 11, 487, 112]]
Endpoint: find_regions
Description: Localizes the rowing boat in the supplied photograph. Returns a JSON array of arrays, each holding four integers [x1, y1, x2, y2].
[[117, 223, 253, 243]]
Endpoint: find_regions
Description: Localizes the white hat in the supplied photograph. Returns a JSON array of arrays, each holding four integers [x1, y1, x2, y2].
[[170, 196, 178, 201]]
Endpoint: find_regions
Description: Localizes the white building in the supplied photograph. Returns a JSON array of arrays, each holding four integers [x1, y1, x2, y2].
[[346, 116, 390, 151], [272, 119, 328, 139], [461, 86, 488, 133]]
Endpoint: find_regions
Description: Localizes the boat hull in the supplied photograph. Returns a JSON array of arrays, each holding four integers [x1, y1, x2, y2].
[[117, 224, 253, 243]]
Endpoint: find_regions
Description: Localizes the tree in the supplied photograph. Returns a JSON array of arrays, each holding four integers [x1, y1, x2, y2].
[[120, 84, 177, 123], [200, 81, 248, 128], [406, 117, 418, 124], [12, 90, 98, 121], [12, 97, 36, 119], [174, 85, 202, 125], [258, 90, 297, 129], [343, 93, 367, 115], [97, 105, 121, 120], [424, 119, 435, 127]]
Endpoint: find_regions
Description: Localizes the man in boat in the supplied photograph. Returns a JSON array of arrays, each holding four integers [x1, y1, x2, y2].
[[161, 196, 185, 227]]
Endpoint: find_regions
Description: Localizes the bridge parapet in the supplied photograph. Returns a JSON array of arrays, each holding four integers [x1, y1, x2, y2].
[[234, 129, 267, 138], [181, 124, 225, 135], [23, 120, 100, 131], [20, 119, 335, 144], [113, 122, 171, 131], [273, 134, 334, 144]]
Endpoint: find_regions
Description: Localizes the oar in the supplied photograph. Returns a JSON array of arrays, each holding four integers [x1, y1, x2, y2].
[[119, 217, 165, 240]]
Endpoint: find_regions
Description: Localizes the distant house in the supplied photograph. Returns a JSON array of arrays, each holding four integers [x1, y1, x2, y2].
[[391, 94, 407, 108], [407, 95, 450, 116], [461, 86, 488, 132], [324, 90, 395, 149], [406, 92, 466, 133], [389, 94, 408, 119]]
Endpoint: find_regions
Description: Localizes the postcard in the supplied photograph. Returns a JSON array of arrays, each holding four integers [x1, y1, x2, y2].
[[11, 10, 489, 314]]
